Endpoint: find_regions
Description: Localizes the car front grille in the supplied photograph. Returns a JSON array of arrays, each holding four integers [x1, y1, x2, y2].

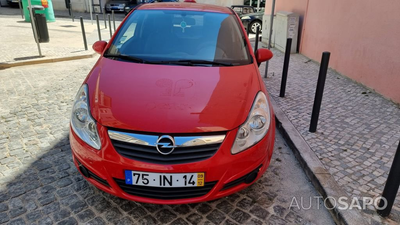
[[108, 130, 225, 165], [111, 140, 221, 164], [114, 178, 217, 200]]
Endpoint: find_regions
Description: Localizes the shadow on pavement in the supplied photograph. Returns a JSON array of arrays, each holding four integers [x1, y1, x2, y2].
[[0, 128, 336, 225], [0, 134, 271, 224]]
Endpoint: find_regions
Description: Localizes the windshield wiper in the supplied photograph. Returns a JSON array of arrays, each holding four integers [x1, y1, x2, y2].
[[150, 59, 234, 67], [180, 60, 234, 66], [103, 53, 146, 63]]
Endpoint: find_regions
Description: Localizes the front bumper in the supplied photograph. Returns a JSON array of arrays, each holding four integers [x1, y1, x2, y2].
[[69, 121, 275, 204]]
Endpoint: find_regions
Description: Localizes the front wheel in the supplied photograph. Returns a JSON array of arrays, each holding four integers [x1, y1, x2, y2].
[[249, 21, 262, 34]]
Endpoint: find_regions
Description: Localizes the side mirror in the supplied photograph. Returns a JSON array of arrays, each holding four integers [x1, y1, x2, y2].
[[255, 48, 273, 66], [92, 41, 107, 54]]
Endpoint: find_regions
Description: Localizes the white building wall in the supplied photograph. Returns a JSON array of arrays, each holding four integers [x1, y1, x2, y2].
[[51, 0, 68, 10], [52, 0, 100, 12], [196, 0, 243, 7]]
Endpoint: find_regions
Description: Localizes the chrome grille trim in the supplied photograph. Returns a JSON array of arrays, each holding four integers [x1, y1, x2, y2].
[[108, 130, 226, 164], [108, 130, 225, 147]]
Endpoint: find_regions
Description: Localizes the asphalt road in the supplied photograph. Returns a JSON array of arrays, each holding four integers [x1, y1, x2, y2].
[[0, 49, 334, 225]]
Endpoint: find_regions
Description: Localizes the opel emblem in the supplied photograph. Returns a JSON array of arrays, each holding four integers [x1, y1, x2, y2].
[[156, 135, 176, 155]]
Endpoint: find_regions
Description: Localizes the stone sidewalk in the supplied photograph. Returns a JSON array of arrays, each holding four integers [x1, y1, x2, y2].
[[260, 47, 400, 224], [0, 7, 122, 68]]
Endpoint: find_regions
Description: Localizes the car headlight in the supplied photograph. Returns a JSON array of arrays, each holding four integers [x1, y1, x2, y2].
[[71, 84, 101, 150], [241, 16, 251, 20], [231, 92, 271, 154]]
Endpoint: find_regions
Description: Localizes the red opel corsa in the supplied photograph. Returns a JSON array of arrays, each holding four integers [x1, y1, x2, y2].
[[70, 3, 275, 204]]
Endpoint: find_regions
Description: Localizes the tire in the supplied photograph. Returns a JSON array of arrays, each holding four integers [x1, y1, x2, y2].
[[249, 20, 262, 34]]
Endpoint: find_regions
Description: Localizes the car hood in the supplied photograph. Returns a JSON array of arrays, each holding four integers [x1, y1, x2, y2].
[[86, 58, 261, 133]]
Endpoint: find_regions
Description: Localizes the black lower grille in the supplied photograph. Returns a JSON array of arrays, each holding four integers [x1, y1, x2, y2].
[[76, 159, 110, 187], [221, 165, 262, 191], [221, 175, 247, 191], [111, 140, 220, 165], [114, 178, 217, 200], [87, 170, 110, 187]]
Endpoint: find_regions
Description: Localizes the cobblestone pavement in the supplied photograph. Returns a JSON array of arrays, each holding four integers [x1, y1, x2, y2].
[[261, 48, 400, 223], [0, 7, 122, 65], [0, 58, 335, 224]]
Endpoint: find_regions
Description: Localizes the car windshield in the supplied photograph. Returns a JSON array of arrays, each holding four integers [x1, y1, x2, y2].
[[106, 9, 251, 66]]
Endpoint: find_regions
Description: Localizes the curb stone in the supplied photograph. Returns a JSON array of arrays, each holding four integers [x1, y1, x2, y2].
[[0, 52, 97, 69], [269, 96, 369, 225]]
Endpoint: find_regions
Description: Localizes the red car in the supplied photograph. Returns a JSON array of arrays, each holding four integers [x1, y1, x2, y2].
[[70, 3, 275, 204]]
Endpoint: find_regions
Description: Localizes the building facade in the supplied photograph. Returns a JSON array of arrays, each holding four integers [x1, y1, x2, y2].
[[265, 0, 400, 104]]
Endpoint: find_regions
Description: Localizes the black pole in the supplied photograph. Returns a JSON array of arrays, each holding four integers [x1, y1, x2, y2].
[[18, 0, 24, 19], [377, 141, 400, 217], [70, 3, 74, 22], [96, 14, 101, 41], [112, 10, 116, 33], [254, 26, 260, 55], [246, 26, 250, 38], [103, 7, 107, 29], [80, 17, 88, 50], [309, 52, 330, 133], [279, 38, 292, 97], [108, 14, 112, 38]]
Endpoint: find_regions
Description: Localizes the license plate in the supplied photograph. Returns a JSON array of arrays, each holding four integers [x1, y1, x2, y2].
[[125, 171, 205, 187]]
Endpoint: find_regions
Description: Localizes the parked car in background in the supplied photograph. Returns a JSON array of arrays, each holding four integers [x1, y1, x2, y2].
[[244, 0, 265, 8], [107, 0, 146, 13], [240, 10, 264, 34], [106, 0, 129, 13], [124, 0, 179, 14], [71, 3, 275, 204], [6, 0, 20, 7], [231, 5, 255, 16], [124, 0, 150, 15]]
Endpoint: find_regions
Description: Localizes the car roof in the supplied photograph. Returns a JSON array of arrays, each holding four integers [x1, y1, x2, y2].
[[138, 3, 233, 14]]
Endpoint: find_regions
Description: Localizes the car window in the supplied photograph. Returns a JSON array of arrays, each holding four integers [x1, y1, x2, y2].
[[242, 7, 250, 14], [232, 7, 242, 14], [107, 9, 251, 65]]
